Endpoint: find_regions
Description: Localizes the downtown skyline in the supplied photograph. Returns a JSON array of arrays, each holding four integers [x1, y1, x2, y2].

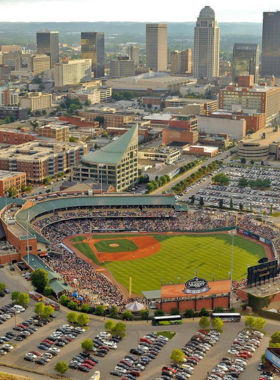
[[0, 0, 279, 23]]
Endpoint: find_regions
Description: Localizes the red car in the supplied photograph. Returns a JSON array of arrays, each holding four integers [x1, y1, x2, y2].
[[239, 351, 252, 357], [17, 324, 27, 329], [127, 371, 141, 377], [140, 337, 152, 344], [84, 360, 95, 366], [99, 346, 110, 351], [81, 363, 92, 369], [190, 356, 200, 362], [120, 360, 132, 366], [162, 367, 177, 374], [64, 337, 72, 342], [237, 353, 249, 359], [30, 350, 41, 356], [42, 339, 53, 345]]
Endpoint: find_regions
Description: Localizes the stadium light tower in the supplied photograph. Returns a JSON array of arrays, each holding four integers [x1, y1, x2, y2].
[[228, 229, 237, 293], [99, 163, 105, 193]]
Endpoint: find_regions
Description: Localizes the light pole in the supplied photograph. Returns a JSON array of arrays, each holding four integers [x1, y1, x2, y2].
[[137, 330, 140, 363], [212, 273, 215, 281], [99, 163, 105, 193], [195, 269, 198, 277], [26, 211, 30, 266], [228, 229, 237, 295]]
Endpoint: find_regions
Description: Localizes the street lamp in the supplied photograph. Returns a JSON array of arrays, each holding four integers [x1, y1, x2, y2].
[[137, 330, 140, 363], [26, 211, 30, 266], [212, 273, 215, 281], [99, 164, 105, 193], [228, 229, 237, 294], [195, 269, 198, 277]]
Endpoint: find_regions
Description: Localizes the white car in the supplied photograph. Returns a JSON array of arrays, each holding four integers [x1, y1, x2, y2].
[[3, 344, 13, 350], [25, 353, 37, 359], [3, 314, 11, 319], [115, 366, 127, 373], [157, 335, 169, 341], [228, 349, 239, 355], [97, 331, 111, 339], [42, 353, 52, 359], [48, 347, 60, 353]]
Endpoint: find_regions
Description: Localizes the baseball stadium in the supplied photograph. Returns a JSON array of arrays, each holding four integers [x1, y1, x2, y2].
[[0, 192, 279, 313]]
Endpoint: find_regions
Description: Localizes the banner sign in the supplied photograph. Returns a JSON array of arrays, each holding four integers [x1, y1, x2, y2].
[[182, 277, 211, 295], [247, 260, 278, 286]]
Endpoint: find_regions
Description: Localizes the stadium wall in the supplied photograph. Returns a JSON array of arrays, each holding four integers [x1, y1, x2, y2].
[[158, 295, 230, 313]]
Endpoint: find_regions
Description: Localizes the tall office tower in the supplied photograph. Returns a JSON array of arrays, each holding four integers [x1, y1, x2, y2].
[[232, 43, 259, 83], [146, 24, 167, 72], [193, 6, 220, 80], [110, 57, 135, 77], [171, 49, 192, 74], [81, 32, 104, 78], [128, 46, 139, 66], [36, 31, 59, 68], [262, 12, 280, 76]]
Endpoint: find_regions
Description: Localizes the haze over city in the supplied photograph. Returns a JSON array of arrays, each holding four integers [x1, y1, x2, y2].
[[0, 0, 279, 22]]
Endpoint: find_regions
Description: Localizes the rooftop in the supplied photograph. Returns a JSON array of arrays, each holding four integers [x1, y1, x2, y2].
[[0, 170, 26, 180], [143, 114, 172, 121], [183, 145, 219, 153], [82, 124, 137, 165]]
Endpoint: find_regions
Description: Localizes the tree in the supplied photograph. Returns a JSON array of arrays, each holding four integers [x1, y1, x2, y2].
[[34, 303, 45, 317], [230, 198, 233, 209], [114, 321, 127, 333], [213, 306, 224, 313], [81, 303, 91, 313], [147, 103, 153, 110], [219, 199, 224, 209], [67, 301, 78, 310], [199, 316, 210, 329], [122, 310, 133, 321], [170, 307, 179, 315], [241, 157, 246, 164], [254, 317, 266, 331], [140, 309, 149, 320], [42, 305, 55, 319], [154, 309, 164, 316], [212, 173, 230, 185], [69, 136, 77, 142], [17, 293, 29, 306], [245, 315, 255, 328], [170, 349, 185, 363], [250, 160, 255, 165], [95, 304, 105, 316], [84, 99, 91, 106], [109, 305, 118, 318], [238, 177, 248, 187], [67, 311, 78, 324], [199, 197, 204, 207], [199, 307, 209, 317], [270, 331, 280, 345], [102, 131, 109, 138], [81, 339, 94, 351], [42, 177, 52, 185], [77, 313, 90, 326], [94, 116, 105, 125], [31, 269, 49, 293], [211, 317, 224, 330], [11, 291, 20, 302], [54, 361, 68, 375], [184, 309, 195, 318], [239, 203, 244, 211], [59, 294, 69, 306], [5, 116, 11, 124], [105, 320, 115, 331], [44, 287, 52, 297], [0, 283, 6, 293]]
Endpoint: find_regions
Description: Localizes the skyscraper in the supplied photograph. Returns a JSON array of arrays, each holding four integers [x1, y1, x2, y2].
[[128, 46, 139, 66], [262, 12, 280, 76], [81, 32, 104, 78], [146, 24, 167, 72], [170, 49, 192, 74], [193, 6, 220, 80], [36, 31, 59, 68], [232, 43, 259, 83]]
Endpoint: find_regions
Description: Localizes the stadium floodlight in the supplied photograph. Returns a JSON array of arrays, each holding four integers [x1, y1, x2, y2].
[[228, 229, 237, 295]]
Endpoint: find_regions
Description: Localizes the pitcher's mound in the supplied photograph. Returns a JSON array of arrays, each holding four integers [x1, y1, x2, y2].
[[109, 244, 119, 247]]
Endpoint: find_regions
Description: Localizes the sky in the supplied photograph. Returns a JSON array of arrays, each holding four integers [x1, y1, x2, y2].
[[0, 0, 279, 23]]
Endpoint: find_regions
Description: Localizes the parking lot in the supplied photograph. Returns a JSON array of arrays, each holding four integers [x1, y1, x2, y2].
[[177, 165, 280, 214]]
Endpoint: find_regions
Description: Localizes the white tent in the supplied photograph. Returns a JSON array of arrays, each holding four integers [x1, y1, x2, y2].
[[125, 301, 145, 312]]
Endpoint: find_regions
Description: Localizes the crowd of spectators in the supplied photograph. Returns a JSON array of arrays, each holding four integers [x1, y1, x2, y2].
[[238, 215, 278, 240]]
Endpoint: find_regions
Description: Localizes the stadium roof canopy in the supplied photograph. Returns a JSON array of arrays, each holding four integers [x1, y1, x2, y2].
[[16, 195, 175, 242], [82, 124, 137, 165]]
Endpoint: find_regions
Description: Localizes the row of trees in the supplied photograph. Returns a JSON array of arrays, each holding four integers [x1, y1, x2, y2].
[[179, 160, 200, 175], [212, 173, 230, 186], [172, 160, 223, 194], [244, 315, 267, 330], [238, 177, 271, 189], [146, 175, 171, 193], [66, 311, 90, 326], [11, 291, 30, 306]]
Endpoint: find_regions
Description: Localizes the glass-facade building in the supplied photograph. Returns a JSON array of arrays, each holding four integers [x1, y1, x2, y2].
[[81, 32, 105, 78], [36, 31, 59, 68], [232, 43, 259, 83], [262, 11, 280, 76]]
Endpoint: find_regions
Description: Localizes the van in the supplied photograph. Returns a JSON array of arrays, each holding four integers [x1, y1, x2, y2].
[[14, 305, 25, 312]]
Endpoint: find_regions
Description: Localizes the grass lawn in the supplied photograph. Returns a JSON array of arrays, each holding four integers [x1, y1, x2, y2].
[[104, 234, 265, 295], [73, 242, 102, 266], [71, 236, 86, 242], [94, 239, 138, 253], [156, 331, 176, 340]]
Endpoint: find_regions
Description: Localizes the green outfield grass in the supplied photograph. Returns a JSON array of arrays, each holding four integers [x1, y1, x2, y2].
[[73, 233, 266, 295], [73, 242, 101, 265], [94, 239, 138, 253]]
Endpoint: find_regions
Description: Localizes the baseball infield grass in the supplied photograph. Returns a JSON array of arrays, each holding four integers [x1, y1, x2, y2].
[[73, 233, 265, 295], [94, 239, 138, 253]]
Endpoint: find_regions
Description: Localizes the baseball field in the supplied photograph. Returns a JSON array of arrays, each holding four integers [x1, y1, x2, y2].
[[67, 232, 266, 295]]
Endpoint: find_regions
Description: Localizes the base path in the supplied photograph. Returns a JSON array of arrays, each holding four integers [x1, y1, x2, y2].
[[85, 236, 160, 263]]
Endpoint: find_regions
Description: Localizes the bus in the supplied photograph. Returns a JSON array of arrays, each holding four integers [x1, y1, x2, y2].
[[152, 315, 183, 326], [211, 312, 241, 322]]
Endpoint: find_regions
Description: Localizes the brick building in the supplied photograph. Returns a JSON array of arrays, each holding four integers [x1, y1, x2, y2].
[[0, 141, 87, 183], [0, 171, 26, 197], [162, 115, 199, 146], [80, 111, 136, 128], [59, 115, 99, 128], [38, 124, 69, 142], [0, 130, 35, 145]]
